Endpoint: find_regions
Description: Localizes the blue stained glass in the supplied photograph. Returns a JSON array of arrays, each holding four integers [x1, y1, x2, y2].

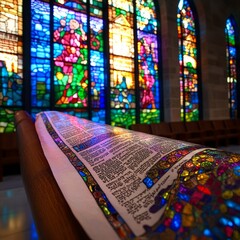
[[229, 46, 236, 56], [31, 40, 51, 58], [31, 0, 50, 41], [232, 216, 240, 227], [171, 213, 181, 231], [233, 166, 240, 176], [89, 17, 105, 118], [219, 217, 233, 227], [177, 192, 190, 202], [204, 229, 212, 237], [79, 171, 86, 177], [31, 0, 51, 110], [226, 200, 240, 211], [53, 43, 64, 59], [159, 197, 167, 207], [106, 202, 117, 214], [1, 73, 22, 106], [143, 177, 154, 188], [92, 110, 106, 123], [91, 66, 105, 110], [156, 224, 165, 233], [91, 68, 104, 81], [90, 51, 104, 67], [35, 24, 42, 31]]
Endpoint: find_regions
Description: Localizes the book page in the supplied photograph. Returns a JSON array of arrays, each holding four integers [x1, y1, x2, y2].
[[35, 111, 240, 240]]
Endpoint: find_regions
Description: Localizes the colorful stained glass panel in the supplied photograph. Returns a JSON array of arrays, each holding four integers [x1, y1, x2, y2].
[[90, 16, 105, 121], [137, 0, 160, 123], [53, 8, 88, 108], [177, 0, 199, 121], [0, 0, 23, 132], [138, 33, 159, 109], [31, 58, 51, 107], [28, 0, 161, 128], [31, 0, 50, 41], [136, 0, 158, 34], [225, 18, 237, 119], [31, 0, 51, 109], [109, 0, 136, 127], [54, 0, 87, 12], [90, 0, 103, 17]]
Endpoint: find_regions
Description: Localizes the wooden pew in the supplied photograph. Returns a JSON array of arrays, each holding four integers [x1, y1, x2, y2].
[[14, 110, 90, 240]]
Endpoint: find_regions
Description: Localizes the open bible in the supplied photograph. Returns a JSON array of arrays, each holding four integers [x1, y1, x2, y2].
[[33, 111, 240, 239]]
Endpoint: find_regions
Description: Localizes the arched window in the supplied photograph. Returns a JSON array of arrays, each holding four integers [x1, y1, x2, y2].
[[30, 0, 162, 128], [0, 0, 23, 132], [177, 0, 201, 121], [225, 17, 238, 119]]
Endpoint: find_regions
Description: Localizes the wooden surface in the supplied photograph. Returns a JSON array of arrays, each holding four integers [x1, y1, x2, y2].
[[14, 110, 90, 240]]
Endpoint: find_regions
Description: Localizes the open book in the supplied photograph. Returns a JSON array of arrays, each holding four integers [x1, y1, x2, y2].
[[35, 111, 240, 240]]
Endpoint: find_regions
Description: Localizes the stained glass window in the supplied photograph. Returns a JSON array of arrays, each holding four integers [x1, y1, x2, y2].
[[30, 0, 161, 128], [0, 0, 23, 132], [137, 0, 160, 125], [177, 0, 200, 121], [225, 17, 237, 119]]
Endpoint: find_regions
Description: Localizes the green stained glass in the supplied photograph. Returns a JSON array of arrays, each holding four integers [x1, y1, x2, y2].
[[140, 109, 160, 124], [111, 109, 136, 128], [90, 1, 103, 18], [0, 108, 18, 133]]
